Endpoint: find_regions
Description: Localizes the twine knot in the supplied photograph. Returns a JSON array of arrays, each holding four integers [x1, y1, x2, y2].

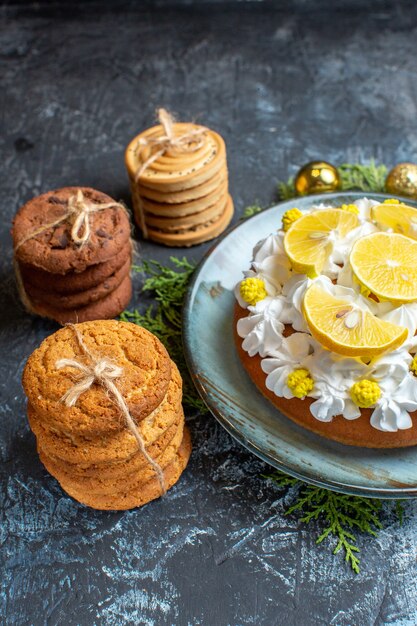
[[15, 189, 124, 252], [134, 108, 207, 182], [55, 325, 166, 494], [56, 355, 124, 407], [67, 189, 103, 245]]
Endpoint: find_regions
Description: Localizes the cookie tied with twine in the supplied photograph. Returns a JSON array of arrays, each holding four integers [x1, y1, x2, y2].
[[55, 324, 166, 495], [22, 319, 191, 510], [125, 108, 233, 245], [15, 189, 123, 251], [134, 108, 208, 183], [12, 186, 133, 323]]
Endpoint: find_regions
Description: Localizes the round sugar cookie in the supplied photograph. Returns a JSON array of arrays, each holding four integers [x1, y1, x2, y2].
[[142, 177, 228, 218], [22, 319, 172, 437], [42, 427, 192, 510], [38, 416, 185, 495], [137, 167, 227, 205], [39, 417, 185, 493], [125, 124, 226, 192], [146, 194, 234, 247], [234, 304, 417, 448], [144, 192, 229, 232], [44, 412, 184, 480], [27, 362, 182, 464]]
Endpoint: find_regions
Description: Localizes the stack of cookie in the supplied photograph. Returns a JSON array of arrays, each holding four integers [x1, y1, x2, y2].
[[12, 187, 132, 325], [125, 109, 234, 247], [22, 320, 191, 510]]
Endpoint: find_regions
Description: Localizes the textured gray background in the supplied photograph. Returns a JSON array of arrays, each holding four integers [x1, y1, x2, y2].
[[1, 2, 417, 625]]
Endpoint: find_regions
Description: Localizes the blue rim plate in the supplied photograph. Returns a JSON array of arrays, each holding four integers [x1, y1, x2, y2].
[[183, 192, 417, 498]]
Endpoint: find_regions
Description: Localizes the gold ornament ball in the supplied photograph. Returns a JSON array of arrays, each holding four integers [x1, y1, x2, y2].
[[385, 163, 417, 199], [294, 161, 341, 196]]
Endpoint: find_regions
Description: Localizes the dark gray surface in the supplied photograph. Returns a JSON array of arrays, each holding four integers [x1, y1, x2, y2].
[[1, 2, 417, 625]]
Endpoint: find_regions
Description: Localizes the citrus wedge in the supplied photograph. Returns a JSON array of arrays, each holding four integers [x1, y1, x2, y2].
[[284, 209, 359, 278], [302, 282, 407, 357], [371, 202, 417, 240], [350, 232, 417, 303]]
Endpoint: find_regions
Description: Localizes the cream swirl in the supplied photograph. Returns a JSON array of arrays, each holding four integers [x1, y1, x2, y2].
[[380, 303, 417, 345], [304, 344, 366, 422], [365, 348, 417, 431], [252, 232, 286, 261], [237, 296, 288, 357], [280, 274, 312, 331], [261, 333, 315, 398]]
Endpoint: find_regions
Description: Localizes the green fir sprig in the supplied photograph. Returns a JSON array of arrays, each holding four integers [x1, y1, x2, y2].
[[265, 471, 385, 573], [339, 161, 388, 193], [241, 203, 263, 219], [278, 177, 297, 200], [132, 257, 195, 328], [120, 257, 207, 413], [122, 161, 407, 573]]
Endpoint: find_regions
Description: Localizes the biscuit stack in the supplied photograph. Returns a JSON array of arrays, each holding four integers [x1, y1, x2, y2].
[[22, 320, 191, 510], [12, 186, 132, 325], [125, 110, 233, 247]]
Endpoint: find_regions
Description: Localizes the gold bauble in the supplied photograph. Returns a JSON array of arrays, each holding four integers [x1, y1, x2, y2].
[[294, 161, 341, 196], [385, 163, 417, 199]]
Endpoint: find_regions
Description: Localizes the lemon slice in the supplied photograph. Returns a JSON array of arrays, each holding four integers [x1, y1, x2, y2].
[[350, 232, 417, 303], [302, 282, 407, 357], [371, 202, 417, 240], [284, 209, 359, 277]]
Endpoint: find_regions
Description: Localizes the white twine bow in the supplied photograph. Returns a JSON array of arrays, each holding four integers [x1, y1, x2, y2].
[[55, 324, 166, 495], [133, 108, 208, 238]]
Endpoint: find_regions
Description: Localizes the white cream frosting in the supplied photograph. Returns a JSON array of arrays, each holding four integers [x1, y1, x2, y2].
[[261, 333, 315, 398], [235, 197, 417, 433], [234, 233, 291, 308], [380, 303, 417, 344], [237, 296, 287, 357]]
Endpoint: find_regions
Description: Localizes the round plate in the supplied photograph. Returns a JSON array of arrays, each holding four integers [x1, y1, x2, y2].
[[183, 192, 417, 498]]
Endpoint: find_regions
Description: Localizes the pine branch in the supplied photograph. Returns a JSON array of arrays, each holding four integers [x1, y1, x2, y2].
[[133, 257, 195, 329], [121, 258, 207, 414], [395, 500, 405, 525], [339, 161, 387, 193], [278, 177, 296, 200], [261, 470, 299, 488], [241, 204, 263, 219], [266, 473, 387, 573]]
